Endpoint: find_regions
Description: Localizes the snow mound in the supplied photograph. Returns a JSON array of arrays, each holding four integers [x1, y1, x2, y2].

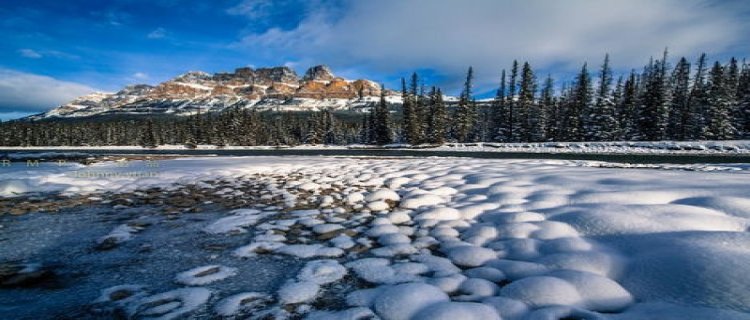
[[214, 292, 272, 316], [298, 259, 348, 284], [413, 301, 501, 320], [500, 276, 582, 307], [127, 287, 211, 320], [278, 281, 320, 304], [365, 189, 400, 202], [373, 283, 449, 320], [446, 245, 497, 267]]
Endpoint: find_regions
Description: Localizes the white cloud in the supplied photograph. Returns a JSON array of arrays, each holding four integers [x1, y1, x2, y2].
[[226, 0, 274, 19], [18, 49, 42, 59], [133, 72, 149, 80], [147, 27, 167, 39], [0, 69, 98, 113], [234, 0, 749, 90]]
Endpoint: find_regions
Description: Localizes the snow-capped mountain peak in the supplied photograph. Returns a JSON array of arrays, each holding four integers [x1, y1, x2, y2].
[[30, 65, 400, 119]]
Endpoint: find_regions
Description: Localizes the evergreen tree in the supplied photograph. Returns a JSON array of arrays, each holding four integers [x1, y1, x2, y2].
[[507, 61, 519, 141], [139, 118, 158, 148], [426, 87, 447, 144], [402, 74, 425, 144], [492, 70, 509, 142], [518, 62, 539, 142], [618, 72, 641, 140], [453, 67, 476, 142], [686, 54, 709, 140], [374, 85, 392, 145], [564, 63, 593, 141], [587, 54, 619, 141], [540, 75, 557, 141], [667, 57, 691, 140], [638, 50, 671, 141], [705, 61, 736, 139], [738, 63, 750, 138]]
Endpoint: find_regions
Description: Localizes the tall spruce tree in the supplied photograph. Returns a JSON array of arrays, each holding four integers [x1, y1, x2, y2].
[[453, 67, 476, 142], [540, 75, 557, 141], [738, 63, 750, 138], [403, 73, 424, 144], [518, 62, 540, 142], [686, 53, 709, 140], [587, 54, 619, 141], [426, 87, 447, 144], [705, 61, 736, 139], [564, 63, 593, 141], [668, 57, 691, 140], [374, 85, 392, 145], [492, 70, 509, 142], [508, 61, 519, 141], [638, 50, 671, 141]]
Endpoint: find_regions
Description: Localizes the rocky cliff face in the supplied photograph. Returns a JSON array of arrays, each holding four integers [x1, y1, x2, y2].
[[33, 65, 400, 119]]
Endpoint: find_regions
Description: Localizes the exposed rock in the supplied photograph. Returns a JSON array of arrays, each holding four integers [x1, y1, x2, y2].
[[303, 65, 335, 82], [30, 64, 401, 119]]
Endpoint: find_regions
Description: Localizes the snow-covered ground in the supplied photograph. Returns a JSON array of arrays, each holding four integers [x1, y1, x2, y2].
[[2, 139, 750, 154], [2, 156, 750, 319]]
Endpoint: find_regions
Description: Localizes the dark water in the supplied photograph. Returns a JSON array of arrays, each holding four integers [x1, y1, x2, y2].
[[2, 148, 750, 164]]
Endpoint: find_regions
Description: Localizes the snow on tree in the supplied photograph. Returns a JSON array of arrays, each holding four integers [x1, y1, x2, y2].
[[705, 61, 736, 139]]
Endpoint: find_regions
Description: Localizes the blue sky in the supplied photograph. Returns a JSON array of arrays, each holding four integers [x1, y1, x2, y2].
[[1, 0, 749, 120]]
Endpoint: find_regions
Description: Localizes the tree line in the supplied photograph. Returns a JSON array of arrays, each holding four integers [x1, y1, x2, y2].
[[366, 51, 749, 145], [0, 51, 748, 147]]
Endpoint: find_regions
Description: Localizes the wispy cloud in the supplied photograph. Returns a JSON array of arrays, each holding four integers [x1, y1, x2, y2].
[[18, 48, 42, 59], [226, 0, 274, 19], [0, 69, 99, 113], [133, 72, 149, 80], [147, 27, 167, 39], [233, 0, 750, 90]]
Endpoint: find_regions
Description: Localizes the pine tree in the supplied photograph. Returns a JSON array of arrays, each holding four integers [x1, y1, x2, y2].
[[518, 62, 539, 142], [667, 57, 691, 140], [738, 63, 750, 138], [491, 70, 509, 142], [508, 61, 519, 141], [402, 73, 424, 144], [705, 61, 735, 139], [638, 50, 671, 141], [620, 72, 641, 140], [139, 118, 158, 148], [564, 63, 593, 141], [453, 67, 476, 142], [587, 54, 619, 141], [686, 54, 709, 140], [374, 85, 392, 145], [725, 57, 742, 138], [426, 87, 447, 144], [540, 75, 557, 141]]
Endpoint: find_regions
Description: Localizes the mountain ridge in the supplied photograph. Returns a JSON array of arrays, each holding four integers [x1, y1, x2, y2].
[[30, 65, 403, 120]]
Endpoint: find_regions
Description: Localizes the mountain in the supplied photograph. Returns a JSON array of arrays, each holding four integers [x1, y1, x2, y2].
[[29, 65, 402, 120]]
